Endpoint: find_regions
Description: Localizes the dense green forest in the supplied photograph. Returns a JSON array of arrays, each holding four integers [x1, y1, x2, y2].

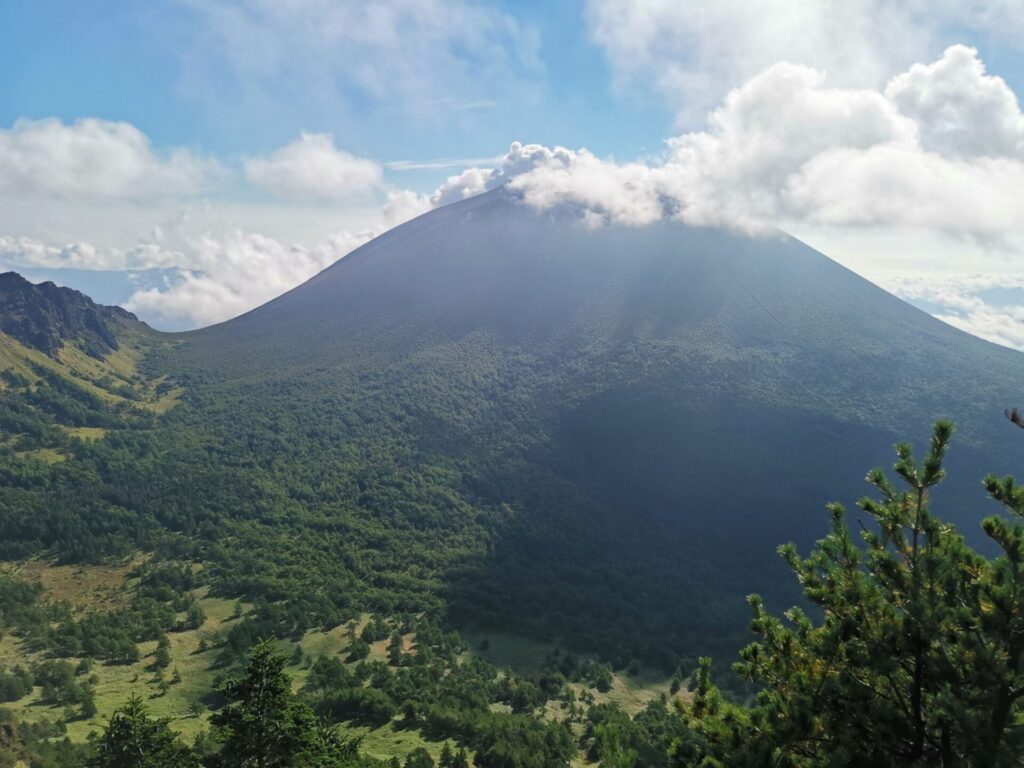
[[0, 314, 749, 672], [5, 329, 1024, 767], [5, 419, 1023, 766]]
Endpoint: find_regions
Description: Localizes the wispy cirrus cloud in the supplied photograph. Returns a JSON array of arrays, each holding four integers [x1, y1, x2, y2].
[[176, 0, 541, 119], [383, 156, 501, 172]]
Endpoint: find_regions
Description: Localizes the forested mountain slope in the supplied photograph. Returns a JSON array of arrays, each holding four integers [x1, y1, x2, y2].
[[0, 274, 176, 466], [4, 187, 1024, 665], [148, 186, 1024, 662]]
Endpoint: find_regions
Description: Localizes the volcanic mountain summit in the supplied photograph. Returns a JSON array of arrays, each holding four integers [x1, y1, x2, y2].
[[138, 187, 1024, 656]]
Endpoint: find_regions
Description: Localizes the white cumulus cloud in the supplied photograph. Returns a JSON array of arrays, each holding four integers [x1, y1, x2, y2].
[[883, 273, 1024, 351], [885, 45, 1024, 158], [245, 133, 383, 200], [124, 229, 378, 328], [428, 142, 576, 206], [0, 235, 183, 272], [445, 47, 1024, 242], [585, 0, 1024, 121], [6, 44, 1024, 340], [0, 118, 213, 200]]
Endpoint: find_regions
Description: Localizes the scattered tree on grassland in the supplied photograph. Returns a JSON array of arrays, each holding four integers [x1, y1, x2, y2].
[[207, 640, 363, 768], [87, 694, 197, 768]]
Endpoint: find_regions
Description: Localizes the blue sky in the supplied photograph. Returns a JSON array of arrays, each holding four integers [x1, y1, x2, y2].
[[2, 1, 1024, 340], [0, 0, 672, 189], [4, 1, 1019, 170]]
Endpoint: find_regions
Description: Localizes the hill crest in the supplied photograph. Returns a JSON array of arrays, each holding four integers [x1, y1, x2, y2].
[[0, 271, 140, 360]]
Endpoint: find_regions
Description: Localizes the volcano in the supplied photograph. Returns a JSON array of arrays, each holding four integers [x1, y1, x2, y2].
[[6, 188, 1023, 665], [140, 187, 1024, 660]]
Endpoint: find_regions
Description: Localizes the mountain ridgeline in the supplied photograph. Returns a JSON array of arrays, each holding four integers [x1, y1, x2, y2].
[[4, 187, 1024, 669], [0, 271, 139, 359]]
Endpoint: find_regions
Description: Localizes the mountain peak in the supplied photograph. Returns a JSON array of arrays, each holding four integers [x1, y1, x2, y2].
[[0, 271, 139, 359]]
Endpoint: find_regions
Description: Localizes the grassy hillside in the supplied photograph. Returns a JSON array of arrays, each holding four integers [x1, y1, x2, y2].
[[0, 559, 686, 767]]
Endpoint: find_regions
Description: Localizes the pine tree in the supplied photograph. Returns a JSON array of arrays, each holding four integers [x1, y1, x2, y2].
[[347, 638, 370, 662], [88, 694, 196, 768], [452, 747, 470, 768], [676, 421, 1024, 766], [79, 687, 97, 720], [208, 640, 364, 768], [209, 640, 315, 768], [186, 601, 206, 630], [438, 742, 454, 768], [403, 747, 434, 768], [388, 631, 403, 666], [154, 634, 171, 670], [307, 718, 364, 768]]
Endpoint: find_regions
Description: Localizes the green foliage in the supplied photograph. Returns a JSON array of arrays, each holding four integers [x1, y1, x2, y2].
[[361, 619, 390, 644], [0, 564, 202, 666], [388, 631, 404, 666], [0, 709, 86, 768], [347, 638, 371, 663], [301, 616, 579, 767], [154, 634, 172, 670], [0, 663, 34, 701], [678, 422, 1024, 767], [209, 640, 364, 768], [10, 206, 1024, 768], [209, 640, 315, 767], [87, 694, 197, 768], [184, 601, 207, 630], [33, 659, 94, 708], [403, 747, 434, 768]]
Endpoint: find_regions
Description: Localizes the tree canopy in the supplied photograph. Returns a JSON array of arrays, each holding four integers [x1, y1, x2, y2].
[[677, 421, 1024, 767]]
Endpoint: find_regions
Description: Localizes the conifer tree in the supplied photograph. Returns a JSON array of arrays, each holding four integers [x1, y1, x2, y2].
[[186, 601, 206, 630], [208, 640, 363, 768], [209, 640, 314, 767], [677, 421, 1024, 766], [388, 631, 404, 666], [79, 687, 97, 720], [154, 634, 172, 670], [88, 694, 197, 768], [403, 747, 434, 768]]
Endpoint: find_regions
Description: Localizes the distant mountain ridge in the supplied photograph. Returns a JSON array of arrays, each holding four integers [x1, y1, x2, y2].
[[0, 271, 139, 359]]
